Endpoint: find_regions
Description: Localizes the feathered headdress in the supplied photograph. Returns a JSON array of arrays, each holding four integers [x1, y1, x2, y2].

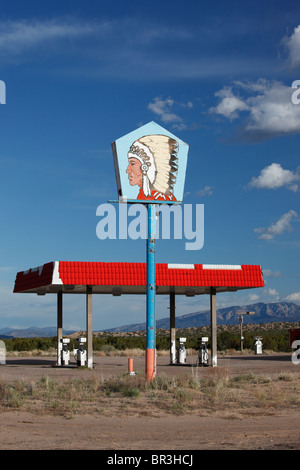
[[128, 134, 178, 197]]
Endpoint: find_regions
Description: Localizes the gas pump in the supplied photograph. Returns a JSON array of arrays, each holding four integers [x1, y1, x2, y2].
[[177, 337, 187, 364], [61, 338, 70, 366], [254, 336, 263, 355], [198, 337, 209, 366], [74, 337, 87, 366]]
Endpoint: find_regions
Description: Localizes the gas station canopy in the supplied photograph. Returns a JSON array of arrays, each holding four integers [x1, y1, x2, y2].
[[14, 261, 264, 296], [13, 260, 264, 369], [11, 123, 265, 372]]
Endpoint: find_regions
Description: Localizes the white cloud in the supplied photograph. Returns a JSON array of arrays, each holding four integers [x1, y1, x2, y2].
[[0, 18, 97, 54], [147, 97, 194, 128], [210, 79, 300, 140], [282, 24, 300, 68], [248, 294, 259, 302], [249, 288, 281, 303], [286, 292, 300, 302], [0, 17, 275, 81], [246, 82, 300, 135], [147, 97, 183, 124], [195, 186, 214, 197], [254, 210, 298, 240], [248, 163, 300, 192], [267, 288, 279, 296], [262, 269, 282, 278], [210, 86, 249, 120]]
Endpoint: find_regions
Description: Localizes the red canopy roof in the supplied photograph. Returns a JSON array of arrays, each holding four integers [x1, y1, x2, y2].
[[13, 261, 264, 296]]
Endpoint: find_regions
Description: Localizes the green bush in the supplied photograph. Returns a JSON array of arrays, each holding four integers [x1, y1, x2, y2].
[[4, 336, 57, 352], [1, 326, 293, 354], [217, 331, 240, 351]]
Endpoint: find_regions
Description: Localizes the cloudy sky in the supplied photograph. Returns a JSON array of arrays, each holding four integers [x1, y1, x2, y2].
[[0, 0, 299, 330]]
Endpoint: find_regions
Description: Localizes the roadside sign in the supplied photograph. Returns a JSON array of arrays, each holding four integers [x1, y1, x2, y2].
[[112, 121, 189, 204]]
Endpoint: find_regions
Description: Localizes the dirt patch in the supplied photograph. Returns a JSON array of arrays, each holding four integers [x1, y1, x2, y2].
[[0, 411, 299, 450], [0, 354, 299, 450]]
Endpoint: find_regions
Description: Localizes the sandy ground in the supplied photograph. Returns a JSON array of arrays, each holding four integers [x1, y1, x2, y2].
[[0, 353, 299, 451]]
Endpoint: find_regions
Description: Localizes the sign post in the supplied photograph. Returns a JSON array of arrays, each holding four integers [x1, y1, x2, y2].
[[112, 122, 188, 380], [146, 203, 156, 380], [234, 311, 255, 354]]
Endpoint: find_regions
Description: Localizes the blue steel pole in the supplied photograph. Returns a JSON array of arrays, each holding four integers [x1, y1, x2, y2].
[[146, 203, 156, 380]]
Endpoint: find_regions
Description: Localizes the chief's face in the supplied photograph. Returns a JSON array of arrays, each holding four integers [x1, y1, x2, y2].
[[126, 157, 143, 186]]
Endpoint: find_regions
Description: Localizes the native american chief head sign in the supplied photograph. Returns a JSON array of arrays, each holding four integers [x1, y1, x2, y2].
[[112, 122, 189, 203]]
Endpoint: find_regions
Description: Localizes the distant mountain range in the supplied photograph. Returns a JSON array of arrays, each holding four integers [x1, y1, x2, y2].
[[1, 302, 299, 338], [104, 302, 300, 332], [0, 327, 75, 339]]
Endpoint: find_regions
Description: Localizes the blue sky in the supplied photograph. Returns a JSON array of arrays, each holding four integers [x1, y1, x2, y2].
[[0, 0, 299, 330]]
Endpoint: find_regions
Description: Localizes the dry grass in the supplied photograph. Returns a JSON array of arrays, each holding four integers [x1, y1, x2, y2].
[[95, 348, 146, 357], [8, 348, 198, 359], [0, 367, 299, 420], [7, 348, 57, 357], [94, 348, 193, 357]]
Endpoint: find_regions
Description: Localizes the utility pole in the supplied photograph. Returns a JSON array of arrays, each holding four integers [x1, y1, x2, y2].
[[234, 311, 255, 354], [146, 203, 156, 381]]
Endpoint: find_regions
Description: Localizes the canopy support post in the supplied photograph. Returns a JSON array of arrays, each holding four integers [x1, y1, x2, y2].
[[210, 287, 217, 367], [170, 291, 176, 364], [57, 291, 63, 366], [86, 286, 93, 369]]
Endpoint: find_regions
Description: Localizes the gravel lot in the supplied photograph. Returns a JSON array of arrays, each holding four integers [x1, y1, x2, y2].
[[0, 353, 299, 451]]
